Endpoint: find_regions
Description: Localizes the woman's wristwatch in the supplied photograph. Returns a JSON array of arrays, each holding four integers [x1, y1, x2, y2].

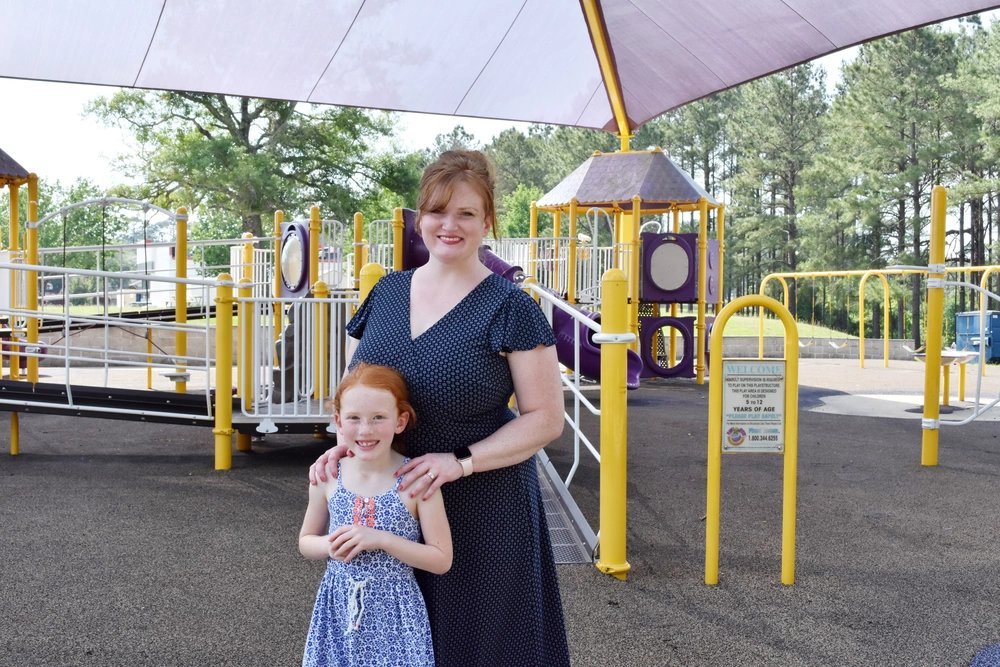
[[453, 446, 474, 477]]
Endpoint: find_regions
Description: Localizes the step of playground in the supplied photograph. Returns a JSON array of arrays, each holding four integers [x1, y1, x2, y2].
[[536, 449, 596, 565]]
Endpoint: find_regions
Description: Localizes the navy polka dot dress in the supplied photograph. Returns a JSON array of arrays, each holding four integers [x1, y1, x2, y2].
[[347, 270, 570, 667]]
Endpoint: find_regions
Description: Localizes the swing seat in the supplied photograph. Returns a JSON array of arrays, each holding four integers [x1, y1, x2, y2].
[[798, 339, 814, 348], [828, 340, 849, 350]]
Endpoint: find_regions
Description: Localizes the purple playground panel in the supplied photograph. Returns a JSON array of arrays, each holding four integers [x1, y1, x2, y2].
[[639, 316, 694, 379], [640, 232, 720, 304], [638, 315, 714, 380], [399, 209, 642, 388]]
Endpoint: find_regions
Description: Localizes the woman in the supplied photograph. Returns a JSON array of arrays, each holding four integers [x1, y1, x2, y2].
[[309, 150, 570, 666]]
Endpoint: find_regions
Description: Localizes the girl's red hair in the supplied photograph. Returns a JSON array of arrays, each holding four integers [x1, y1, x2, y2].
[[334, 363, 416, 454]]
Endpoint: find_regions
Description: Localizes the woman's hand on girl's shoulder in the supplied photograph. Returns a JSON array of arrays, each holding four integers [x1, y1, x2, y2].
[[308, 444, 353, 484], [396, 452, 464, 501]]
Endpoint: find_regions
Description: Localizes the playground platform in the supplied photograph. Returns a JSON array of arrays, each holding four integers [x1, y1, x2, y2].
[[2, 357, 1000, 666]]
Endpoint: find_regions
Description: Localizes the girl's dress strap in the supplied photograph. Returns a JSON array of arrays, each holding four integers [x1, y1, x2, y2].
[[394, 457, 410, 491]]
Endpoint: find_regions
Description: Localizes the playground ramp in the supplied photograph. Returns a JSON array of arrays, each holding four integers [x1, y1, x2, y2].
[[0, 377, 335, 434]]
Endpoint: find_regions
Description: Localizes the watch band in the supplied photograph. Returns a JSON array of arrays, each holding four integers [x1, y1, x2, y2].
[[454, 446, 474, 477]]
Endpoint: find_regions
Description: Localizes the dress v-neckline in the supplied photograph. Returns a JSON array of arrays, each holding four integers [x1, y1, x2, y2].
[[408, 271, 494, 342]]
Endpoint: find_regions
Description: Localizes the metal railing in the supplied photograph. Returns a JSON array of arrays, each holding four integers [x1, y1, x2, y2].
[[0, 261, 220, 424], [236, 287, 358, 432]]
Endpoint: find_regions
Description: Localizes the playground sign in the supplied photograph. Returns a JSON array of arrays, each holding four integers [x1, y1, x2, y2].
[[721, 359, 785, 453]]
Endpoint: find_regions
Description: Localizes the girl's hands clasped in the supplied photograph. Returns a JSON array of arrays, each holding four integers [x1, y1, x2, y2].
[[396, 453, 465, 500], [327, 524, 382, 562]]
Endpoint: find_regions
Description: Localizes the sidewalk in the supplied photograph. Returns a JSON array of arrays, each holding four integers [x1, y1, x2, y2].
[[1, 358, 999, 666]]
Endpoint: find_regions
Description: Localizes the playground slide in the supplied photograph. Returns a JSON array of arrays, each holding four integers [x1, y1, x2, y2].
[[479, 248, 642, 389]]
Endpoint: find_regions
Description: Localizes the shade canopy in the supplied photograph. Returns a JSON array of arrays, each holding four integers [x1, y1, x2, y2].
[[537, 149, 715, 211], [1, 1, 998, 135]]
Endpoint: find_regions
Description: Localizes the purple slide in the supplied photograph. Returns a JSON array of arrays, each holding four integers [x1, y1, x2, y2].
[[480, 248, 642, 390]]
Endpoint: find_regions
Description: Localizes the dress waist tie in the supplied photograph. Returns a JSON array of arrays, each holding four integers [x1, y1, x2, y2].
[[344, 576, 368, 634]]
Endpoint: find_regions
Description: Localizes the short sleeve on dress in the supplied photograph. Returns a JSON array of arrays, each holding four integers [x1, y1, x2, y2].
[[345, 275, 384, 339], [489, 287, 557, 354]]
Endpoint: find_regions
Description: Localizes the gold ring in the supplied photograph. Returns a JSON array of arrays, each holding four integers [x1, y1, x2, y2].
[[427, 472, 436, 480]]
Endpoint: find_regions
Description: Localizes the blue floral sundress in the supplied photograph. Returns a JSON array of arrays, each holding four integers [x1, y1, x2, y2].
[[302, 459, 434, 667]]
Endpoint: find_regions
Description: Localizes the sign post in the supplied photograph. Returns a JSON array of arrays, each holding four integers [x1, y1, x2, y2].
[[706, 295, 799, 586]]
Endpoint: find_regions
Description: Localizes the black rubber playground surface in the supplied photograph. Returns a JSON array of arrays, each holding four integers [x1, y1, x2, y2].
[[2, 358, 1000, 666]]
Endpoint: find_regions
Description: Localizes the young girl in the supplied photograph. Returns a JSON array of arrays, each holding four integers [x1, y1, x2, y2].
[[299, 363, 452, 667]]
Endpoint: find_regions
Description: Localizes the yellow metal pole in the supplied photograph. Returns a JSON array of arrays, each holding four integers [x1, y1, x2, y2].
[[595, 268, 631, 580], [529, 202, 539, 280], [580, 0, 631, 152], [236, 274, 253, 454], [10, 411, 19, 456], [696, 198, 708, 384], [882, 276, 890, 368], [392, 207, 405, 272], [717, 204, 726, 315], [858, 278, 867, 369], [552, 211, 561, 294], [353, 212, 364, 290], [273, 210, 284, 352], [567, 199, 578, 305], [237, 233, 254, 403], [757, 276, 789, 358], [959, 363, 967, 403], [706, 293, 799, 586], [922, 185, 946, 467], [26, 199, 39, 383], [313, 280, 330, 401], [309, 205, 321, 291], [174, 208, 188, 394], [213, 274, 234, 471], [978, 270, 995, 378], [359, 262, 385, 305], [629, 196, 641, 352], [612, 210, 621, 270]]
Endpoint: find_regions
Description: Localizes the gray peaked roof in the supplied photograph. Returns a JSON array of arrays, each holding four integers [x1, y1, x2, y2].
[[0, 147, 29, 184], [1, 2, 998, 134], [538, 150, 715, 210]]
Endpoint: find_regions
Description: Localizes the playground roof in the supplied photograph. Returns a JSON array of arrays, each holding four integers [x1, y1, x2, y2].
[[537, 149, 716, 210], [0, 147, 29, 187], [1, 1, 998, 135]]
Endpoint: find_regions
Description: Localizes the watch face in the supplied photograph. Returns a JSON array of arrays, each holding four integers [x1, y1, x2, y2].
[[454, 445, 472, 460]]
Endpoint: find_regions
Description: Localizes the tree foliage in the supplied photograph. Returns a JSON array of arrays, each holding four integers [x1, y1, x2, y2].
[[88, 92, 403, 236]]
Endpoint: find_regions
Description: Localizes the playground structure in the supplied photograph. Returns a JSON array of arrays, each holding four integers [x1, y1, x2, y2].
[[5, 141, 996, 581], [0, 182, 653, 579], [528, 148, 725, 384], [0, 142, 735, 581]]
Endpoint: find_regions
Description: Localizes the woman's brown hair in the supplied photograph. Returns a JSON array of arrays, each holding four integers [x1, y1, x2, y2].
[[415, 149, 499, 239]]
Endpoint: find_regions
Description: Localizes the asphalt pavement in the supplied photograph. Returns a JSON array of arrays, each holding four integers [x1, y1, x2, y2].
[[2, 358, 1000, 666]]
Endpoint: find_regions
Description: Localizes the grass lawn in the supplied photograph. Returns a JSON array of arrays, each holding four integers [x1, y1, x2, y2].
[[718, 315, 854, 339]]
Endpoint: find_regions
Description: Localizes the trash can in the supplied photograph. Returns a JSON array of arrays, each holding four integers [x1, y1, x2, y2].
[[955, 310, 1000, 362]]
